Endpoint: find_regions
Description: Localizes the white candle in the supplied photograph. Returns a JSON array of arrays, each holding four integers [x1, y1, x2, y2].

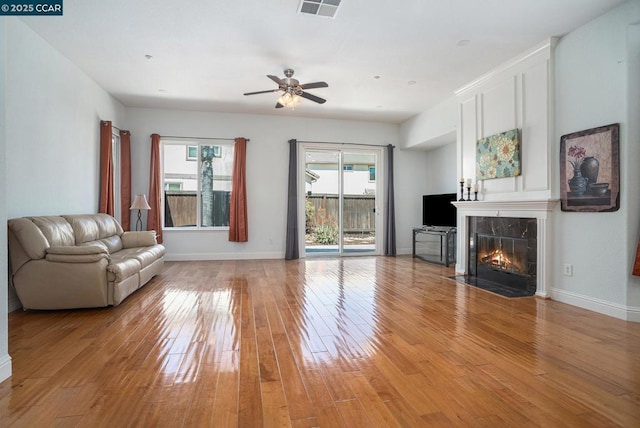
[[473, 183, 478, 192], [459, 177, 465, 183], [466, 179, 472, 187]]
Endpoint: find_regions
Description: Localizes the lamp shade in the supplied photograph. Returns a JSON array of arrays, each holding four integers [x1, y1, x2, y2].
[[130, 194, 151, 211]]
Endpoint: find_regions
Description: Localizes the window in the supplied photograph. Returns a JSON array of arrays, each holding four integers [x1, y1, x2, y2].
[[163, 141, 234, 228], [369, 166, 376, 182], [343, 164, 354, 171]]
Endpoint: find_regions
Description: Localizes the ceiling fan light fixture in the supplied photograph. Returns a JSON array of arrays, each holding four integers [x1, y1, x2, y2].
[[277, 92, 301, 108], [244, 69, 327, 109]]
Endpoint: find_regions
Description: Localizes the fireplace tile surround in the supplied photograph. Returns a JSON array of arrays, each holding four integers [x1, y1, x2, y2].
[[469, 216, 537, 294], [452, 200, 559, 297]]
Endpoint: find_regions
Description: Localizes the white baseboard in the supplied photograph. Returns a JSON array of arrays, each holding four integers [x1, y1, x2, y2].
[[551, 288, 640, 322], [0, 353, 12, 383], [165, 251, 284, 261], [626, 305, 640, 323], [166, 250, 413, 261]]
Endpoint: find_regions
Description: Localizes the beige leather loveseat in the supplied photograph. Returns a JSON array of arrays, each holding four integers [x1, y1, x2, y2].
[[8, 213, 165, 310]]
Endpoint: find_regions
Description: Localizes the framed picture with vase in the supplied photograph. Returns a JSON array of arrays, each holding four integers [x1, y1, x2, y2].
[[560, 123, 619, 212]]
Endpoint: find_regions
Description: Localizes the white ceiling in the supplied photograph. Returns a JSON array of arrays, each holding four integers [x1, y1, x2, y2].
[[21, 0, 626, 124]]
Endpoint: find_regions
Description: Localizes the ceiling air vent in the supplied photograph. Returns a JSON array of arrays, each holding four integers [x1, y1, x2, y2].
[[298, 0, 341, 19]]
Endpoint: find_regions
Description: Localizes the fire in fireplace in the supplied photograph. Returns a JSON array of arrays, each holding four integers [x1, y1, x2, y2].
[[477, 235, 528, 275]]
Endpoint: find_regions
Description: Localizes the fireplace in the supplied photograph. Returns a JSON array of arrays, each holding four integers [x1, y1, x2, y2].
[[452, 200, 558, 297], [468, 217, 537, 294]]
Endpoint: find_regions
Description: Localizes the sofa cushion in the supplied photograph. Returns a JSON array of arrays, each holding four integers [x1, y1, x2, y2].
[[30, 216, 75, 247], [100, 235, 124, 253], [117, 245, 166, 269], [63, 214, 124, 244], [107, 257, 141, 282], [80, 236, 123, 254], [121, 231, 157, 248]]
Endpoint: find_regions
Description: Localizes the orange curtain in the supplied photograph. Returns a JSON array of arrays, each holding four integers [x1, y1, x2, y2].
[[120, 130, 132, 231], [99, 120, 114, 215], [229, 137, 248, 242], [634, 240, 640, 276], [147, 134, 163, 243]]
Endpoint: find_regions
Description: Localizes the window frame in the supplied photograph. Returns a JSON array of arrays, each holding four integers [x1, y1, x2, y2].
[[162, 139, 234, 231], [112, 132, 121, 223]]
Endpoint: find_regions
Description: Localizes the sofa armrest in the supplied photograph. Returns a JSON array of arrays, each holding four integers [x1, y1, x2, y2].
[[121, 231, 157, 248]]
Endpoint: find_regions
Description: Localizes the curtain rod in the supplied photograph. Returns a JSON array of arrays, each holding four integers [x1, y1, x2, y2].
[[296, 140, 394, 148], [159, 135, 250, 142], [112, 125, 130, 134], [101, 122, 128, 134]]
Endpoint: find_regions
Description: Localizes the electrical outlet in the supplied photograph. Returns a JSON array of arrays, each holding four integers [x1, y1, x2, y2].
[[563, 264, 573, 276]]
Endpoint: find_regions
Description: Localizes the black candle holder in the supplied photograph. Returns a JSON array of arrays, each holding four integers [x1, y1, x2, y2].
[[466, 187, 472, 201], [473, 191, 478, 201], [459, 182, 465, 201]]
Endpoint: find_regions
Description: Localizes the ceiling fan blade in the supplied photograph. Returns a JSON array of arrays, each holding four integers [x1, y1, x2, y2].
[[267, 75, 284, 85], [244, 89, 280, 96], [300, 81, 328, 90], [275, 102, 284, 109], [299, 91, 326, 104]]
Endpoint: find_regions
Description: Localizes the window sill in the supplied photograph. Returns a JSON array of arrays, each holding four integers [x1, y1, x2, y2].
[[163, 227, 230, 232]]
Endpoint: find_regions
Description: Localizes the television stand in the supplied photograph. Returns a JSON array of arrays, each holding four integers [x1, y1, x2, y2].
[[412, 226, 456, 267]]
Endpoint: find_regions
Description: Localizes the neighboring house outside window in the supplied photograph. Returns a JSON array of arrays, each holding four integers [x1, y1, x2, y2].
[[162, 141, 234, 229], [164, 182, 182, 191]]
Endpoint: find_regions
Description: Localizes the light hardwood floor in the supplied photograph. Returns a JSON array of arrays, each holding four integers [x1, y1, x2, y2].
[[1, 256, 639, 427]]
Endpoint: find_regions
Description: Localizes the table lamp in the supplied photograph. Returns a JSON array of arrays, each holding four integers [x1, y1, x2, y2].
[[130, 194, 151, 231]]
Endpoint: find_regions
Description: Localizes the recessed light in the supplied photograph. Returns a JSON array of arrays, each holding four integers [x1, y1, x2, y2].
[[158, 89, 167, 93], [457, 40, 470, 46], [373, 75, 381, 79], [408, 80, 416, 85], [145, 54, 153, 59]]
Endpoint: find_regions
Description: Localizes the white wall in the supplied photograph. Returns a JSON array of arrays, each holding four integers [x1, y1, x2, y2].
[[400, 96, 457, 150], [6, 20, 126, 218], [126, 108, 426, 258], [424, 142, 457, 195], [455, 39, 554, 202], [0, 17, 11, 384], [628, 23, 640, 309], [553, 0, 640, 319]]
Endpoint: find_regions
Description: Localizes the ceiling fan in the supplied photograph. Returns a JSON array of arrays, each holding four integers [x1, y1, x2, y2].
[[243, 69, 328, 108]]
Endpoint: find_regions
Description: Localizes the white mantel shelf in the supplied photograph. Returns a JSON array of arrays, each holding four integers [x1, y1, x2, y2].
[[453, 199, 559, 298], [453, 200, 558, 214]]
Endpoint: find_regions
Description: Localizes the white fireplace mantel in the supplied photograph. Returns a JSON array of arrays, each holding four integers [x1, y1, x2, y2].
[[453, 199, 559, 298]]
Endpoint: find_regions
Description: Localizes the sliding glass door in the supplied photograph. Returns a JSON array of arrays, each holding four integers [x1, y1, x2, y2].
[[303, 146, 381, 256]]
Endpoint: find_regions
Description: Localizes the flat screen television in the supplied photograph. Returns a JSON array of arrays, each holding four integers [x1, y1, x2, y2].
[[422, 193, 457, 227]]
